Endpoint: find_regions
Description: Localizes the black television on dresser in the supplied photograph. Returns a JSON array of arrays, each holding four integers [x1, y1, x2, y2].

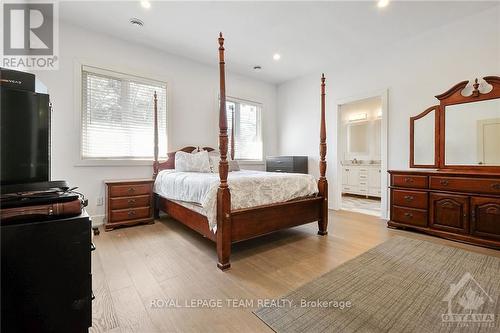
[[0, 68, 51, 190]]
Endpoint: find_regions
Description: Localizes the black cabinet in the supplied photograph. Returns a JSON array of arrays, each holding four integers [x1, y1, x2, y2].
[[266, 156, 308, 174], [1, 212, 92, 333]]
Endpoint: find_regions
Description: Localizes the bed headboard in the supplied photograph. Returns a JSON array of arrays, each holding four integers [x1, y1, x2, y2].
[[153, 146, 215, 178]]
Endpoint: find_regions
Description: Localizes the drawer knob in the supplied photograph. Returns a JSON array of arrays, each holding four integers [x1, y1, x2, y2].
[[128, 210, 136, 217], [440, 179, 449, 186], [404, 195, 414, 202], [128, 187, 136, 193], [404, 177, 414, 183], [128, 199, 136, 205], [492, 183, 500, 191], [404, 212, 413, 218]]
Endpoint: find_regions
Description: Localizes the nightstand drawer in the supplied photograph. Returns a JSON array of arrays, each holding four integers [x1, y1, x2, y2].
[[109, 207, 150, 222], [110, 195, 150, 210], [109, 184, 152, 197], [266, 157, 293, 169], [266, 156, 308, 174], [267, 165, 294, 173]]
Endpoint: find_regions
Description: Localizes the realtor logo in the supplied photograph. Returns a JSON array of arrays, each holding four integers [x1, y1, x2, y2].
[[1, 1, 58, 70], [442, 272, 495, 327]]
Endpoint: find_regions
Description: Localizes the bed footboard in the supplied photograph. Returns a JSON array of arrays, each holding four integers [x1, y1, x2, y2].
[[231, 197, 323, 242]]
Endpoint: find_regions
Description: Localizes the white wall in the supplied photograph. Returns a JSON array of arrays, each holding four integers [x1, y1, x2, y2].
[[277, 7, 500, 209], [33, 22, 278, 221]]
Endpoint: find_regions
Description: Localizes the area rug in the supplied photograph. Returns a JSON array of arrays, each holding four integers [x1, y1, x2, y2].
[[254, 237, 500, 332]]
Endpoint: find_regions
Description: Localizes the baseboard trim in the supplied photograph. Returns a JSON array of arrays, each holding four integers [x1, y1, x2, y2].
[[90, 214, 105, 227]]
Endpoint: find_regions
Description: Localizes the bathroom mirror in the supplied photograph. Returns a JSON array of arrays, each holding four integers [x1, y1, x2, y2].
[[347, 122, 369, 154], [445, 99, 500, 166], [410, 106, 438, 168]]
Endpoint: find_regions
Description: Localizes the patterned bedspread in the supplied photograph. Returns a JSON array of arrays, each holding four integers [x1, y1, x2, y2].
[[154, 170, 318, 231]]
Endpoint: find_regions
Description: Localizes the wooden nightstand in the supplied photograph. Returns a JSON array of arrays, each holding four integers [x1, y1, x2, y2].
[[104, 179, 155, 231]]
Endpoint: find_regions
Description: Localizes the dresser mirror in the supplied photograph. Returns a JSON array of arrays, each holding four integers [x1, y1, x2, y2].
[[409, 76, 500, 172], [445, 98, 500, 166], [410, 106, 438, 168]]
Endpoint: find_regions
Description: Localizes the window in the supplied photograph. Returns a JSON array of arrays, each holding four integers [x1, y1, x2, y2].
[[81, 65, 167, 160], [226, 97, 263, 161]]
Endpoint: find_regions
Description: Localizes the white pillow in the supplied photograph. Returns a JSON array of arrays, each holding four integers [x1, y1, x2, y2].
[[208, 152, 240, 172], [175, 150, 211, 172]]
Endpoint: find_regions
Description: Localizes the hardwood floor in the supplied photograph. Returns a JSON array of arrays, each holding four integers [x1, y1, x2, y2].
[[90, 210, 500, 333]]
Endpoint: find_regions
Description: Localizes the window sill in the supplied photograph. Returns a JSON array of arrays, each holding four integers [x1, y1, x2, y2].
[[74, 159, 159, 167], [237, 160, 265, 165]]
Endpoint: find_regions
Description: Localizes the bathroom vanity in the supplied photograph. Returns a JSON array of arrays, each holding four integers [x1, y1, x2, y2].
[[342, 164, 381, 198]]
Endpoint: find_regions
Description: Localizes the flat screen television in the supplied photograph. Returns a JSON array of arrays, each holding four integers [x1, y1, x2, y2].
[[0, 86, 50, 187]]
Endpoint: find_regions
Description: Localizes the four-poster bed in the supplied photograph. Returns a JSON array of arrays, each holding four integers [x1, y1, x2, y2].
[[152, 33, 328, 270]]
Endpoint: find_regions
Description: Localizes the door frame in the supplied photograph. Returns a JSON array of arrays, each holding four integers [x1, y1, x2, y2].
[[333, 89, 389, 219]]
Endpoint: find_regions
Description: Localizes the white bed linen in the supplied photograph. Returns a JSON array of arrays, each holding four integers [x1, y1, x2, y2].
[[154, 170, 318, 231]]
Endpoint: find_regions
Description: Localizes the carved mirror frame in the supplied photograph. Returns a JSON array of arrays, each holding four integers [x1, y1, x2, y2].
[[410, 105, 439, 168], [436, 76, 500, 172]]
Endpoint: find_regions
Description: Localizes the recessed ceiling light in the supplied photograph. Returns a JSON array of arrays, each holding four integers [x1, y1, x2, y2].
[[141, 1, 151, 9], [253, 65, 262, 72], [273, 53, 281, 61], [377, 0, 389, 8], [130, 18, 144, 27]]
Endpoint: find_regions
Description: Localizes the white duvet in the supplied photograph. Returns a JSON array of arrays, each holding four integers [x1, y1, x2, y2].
[[154, 170, 318, 231]]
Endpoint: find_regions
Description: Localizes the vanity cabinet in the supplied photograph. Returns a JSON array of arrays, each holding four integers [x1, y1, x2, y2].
[[389, 170, 500, 249], [342, 165, 381, 197]]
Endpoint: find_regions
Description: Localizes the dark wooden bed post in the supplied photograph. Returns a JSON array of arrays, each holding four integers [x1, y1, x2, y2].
[[318, 74, 328, 235], [216, 33, 232, 270]]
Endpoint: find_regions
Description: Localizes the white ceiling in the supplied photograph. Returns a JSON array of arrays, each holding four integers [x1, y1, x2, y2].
[[60, 1, 498, 84]]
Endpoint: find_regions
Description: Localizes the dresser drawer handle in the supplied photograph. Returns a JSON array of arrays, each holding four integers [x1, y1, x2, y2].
[[128, 199, 136, 205], [128, 210, 136, 217], [404, 177, 414, 183], [404, 212, 413, 218], [440, 180, 449, 186], [404, 195, 414, 202], [127, 187, 136, 193], [492, 183, 500, 191]]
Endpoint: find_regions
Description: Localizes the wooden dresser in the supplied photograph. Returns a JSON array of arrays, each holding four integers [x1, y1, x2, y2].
[[266, 156, 308, 174], [388, 170, 500, 249], [105, 179, 155, 231]]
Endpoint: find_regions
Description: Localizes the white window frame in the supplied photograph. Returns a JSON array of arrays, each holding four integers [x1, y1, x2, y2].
[[73, 60, 170, 167], [224, 96, 264, 163]]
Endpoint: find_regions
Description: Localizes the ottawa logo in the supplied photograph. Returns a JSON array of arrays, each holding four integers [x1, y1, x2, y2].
[[442, 272, 495, 327]]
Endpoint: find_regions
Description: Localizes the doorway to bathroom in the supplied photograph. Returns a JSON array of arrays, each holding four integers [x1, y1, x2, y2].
[[338, 95, 383, 217]]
